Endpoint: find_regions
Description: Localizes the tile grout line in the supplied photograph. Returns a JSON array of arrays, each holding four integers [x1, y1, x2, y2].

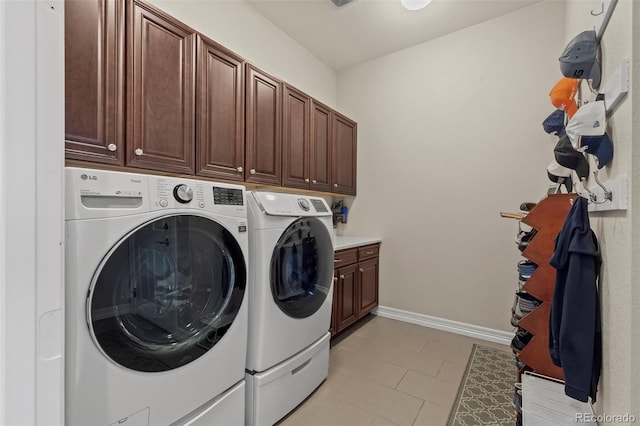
[[394, 368, 410, 390], [410, 399, 426, 426]]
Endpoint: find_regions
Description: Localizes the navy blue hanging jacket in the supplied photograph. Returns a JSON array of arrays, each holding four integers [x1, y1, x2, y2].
[[548, 196, 602, 403]]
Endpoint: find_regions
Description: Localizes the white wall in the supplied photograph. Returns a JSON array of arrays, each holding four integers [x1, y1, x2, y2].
[[336, 1, 565, 332], [148, 0, 337, 108], [563, 0, 636, 417]]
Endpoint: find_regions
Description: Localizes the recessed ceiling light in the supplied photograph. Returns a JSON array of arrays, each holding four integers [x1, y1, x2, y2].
[[400, 0, 433, 11]]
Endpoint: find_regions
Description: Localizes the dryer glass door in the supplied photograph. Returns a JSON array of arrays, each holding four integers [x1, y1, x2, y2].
[[88, 214, 246, 372], [270, 217, 333, 318]]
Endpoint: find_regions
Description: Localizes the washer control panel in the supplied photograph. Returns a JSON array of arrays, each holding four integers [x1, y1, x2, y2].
[[65, 167, 248, 220], [173, 184, 194, 204], [213, 187, 244, 205], [297, 198, 310, 211], [310, 199, 328, 213], [150, 176, 246, 217]]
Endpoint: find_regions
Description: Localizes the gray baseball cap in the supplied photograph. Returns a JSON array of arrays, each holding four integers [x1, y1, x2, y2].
[[559, 30, 601, 89]]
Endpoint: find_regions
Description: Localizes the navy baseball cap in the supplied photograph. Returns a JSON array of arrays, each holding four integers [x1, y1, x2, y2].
[[559, 30, 601, 89], [581, 133, 614, 169], [542, 110, 566, 135], [554, 134, 589, 180]]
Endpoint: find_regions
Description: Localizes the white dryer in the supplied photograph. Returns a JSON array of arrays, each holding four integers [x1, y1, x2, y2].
[[245, 192, 334, 426], [65, 167, 249, 426]]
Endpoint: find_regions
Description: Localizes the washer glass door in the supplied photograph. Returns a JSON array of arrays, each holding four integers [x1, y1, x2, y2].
[[88, 214, 246, 372], [270, 217, 333, 318]]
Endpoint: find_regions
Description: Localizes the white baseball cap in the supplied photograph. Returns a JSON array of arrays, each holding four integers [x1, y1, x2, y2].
[[565, 100, 606, 149], [547, 159, 572, 178]]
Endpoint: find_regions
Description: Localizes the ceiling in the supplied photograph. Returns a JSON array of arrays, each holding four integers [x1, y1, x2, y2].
[[246, 0, 542, 71]]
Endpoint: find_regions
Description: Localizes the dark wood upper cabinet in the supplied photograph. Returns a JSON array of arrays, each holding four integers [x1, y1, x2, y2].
[[331, 112, 357, 195], [127, 0, 196, 174], [245, 64, 282, 185], [196, 35, 245, 181], [282, 85, 311, 190], [65, 0, 124, 165], [65, 0, 358, 195], [310, 100, 332, 193]]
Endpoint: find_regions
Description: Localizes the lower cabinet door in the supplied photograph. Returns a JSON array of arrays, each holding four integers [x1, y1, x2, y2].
[[358, 257, 379, 318], [335, 263, 358, 332], [329, 272, 338, 336]]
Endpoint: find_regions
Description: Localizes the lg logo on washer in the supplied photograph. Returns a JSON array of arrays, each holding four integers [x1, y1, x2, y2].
[[80, 174, 97, 181]]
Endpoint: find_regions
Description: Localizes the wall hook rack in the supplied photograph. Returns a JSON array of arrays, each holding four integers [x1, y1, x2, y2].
[[580, 174, 611, 205], [590, 4, 604, 16], [593, 0, 618, 42], [579, 177, 600, 204], [585, 174, 627, 212], [592, 170, 612, 202]]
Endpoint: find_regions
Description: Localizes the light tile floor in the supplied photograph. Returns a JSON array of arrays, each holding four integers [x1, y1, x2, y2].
[[279, 315, 511, 426]]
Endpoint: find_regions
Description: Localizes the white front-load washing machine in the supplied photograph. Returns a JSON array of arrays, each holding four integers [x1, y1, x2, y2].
[[65, 167, 249, 426], [245, 191, 334, 426]]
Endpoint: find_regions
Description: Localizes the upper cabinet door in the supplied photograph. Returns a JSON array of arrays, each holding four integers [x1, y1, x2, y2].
[[65, 0, 124, 165], [310, 100, 332, 193], [331, 112, 357, 195], [282, 85, 311, 190], [196, 36, 245, 181], [245, 64, 282, 186], [127, 1, 196, 174]]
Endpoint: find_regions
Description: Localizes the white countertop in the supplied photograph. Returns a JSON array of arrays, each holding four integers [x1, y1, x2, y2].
[[334, 236, 382, 250]]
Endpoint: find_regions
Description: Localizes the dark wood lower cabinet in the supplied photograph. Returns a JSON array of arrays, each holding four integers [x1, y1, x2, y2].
[[358, 257, 379, 316], [331, 243, 380, 336], [334, 263, 358, 333]]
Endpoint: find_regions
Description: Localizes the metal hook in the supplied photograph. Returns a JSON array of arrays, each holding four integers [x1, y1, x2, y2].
[[580, 177, 598, 203], [590, 2, 604, 16], [593, 170, 613, 202]]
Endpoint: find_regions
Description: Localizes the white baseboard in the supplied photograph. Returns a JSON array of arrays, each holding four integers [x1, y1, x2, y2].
[[372, 305, 514, 346]]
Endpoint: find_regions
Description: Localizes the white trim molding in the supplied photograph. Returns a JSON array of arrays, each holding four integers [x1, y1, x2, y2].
[[373, 305, 514, 346]]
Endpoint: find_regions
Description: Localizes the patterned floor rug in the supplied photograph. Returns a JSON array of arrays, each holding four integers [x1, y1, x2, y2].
[[447, 344, 516, 426]]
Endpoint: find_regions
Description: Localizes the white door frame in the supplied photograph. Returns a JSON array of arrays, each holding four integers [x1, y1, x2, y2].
[[1, 1, 65, 424]]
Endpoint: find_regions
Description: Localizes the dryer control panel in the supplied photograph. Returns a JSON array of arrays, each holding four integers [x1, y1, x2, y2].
[[251, 192, 331, 217]]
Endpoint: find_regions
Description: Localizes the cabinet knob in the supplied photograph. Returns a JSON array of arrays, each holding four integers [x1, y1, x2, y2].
[[305, 178, 310, 183], [333, 277, 338, 283], [134, 148, 143, 156], [107, 143, 117, 152], [339, 275, 345, 279], [237, 166, 243, 173], [312, 179, 317, 184], [250, 169, 256, 175], [359, 268, 364, 273], [334, 183, 338, 187]]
